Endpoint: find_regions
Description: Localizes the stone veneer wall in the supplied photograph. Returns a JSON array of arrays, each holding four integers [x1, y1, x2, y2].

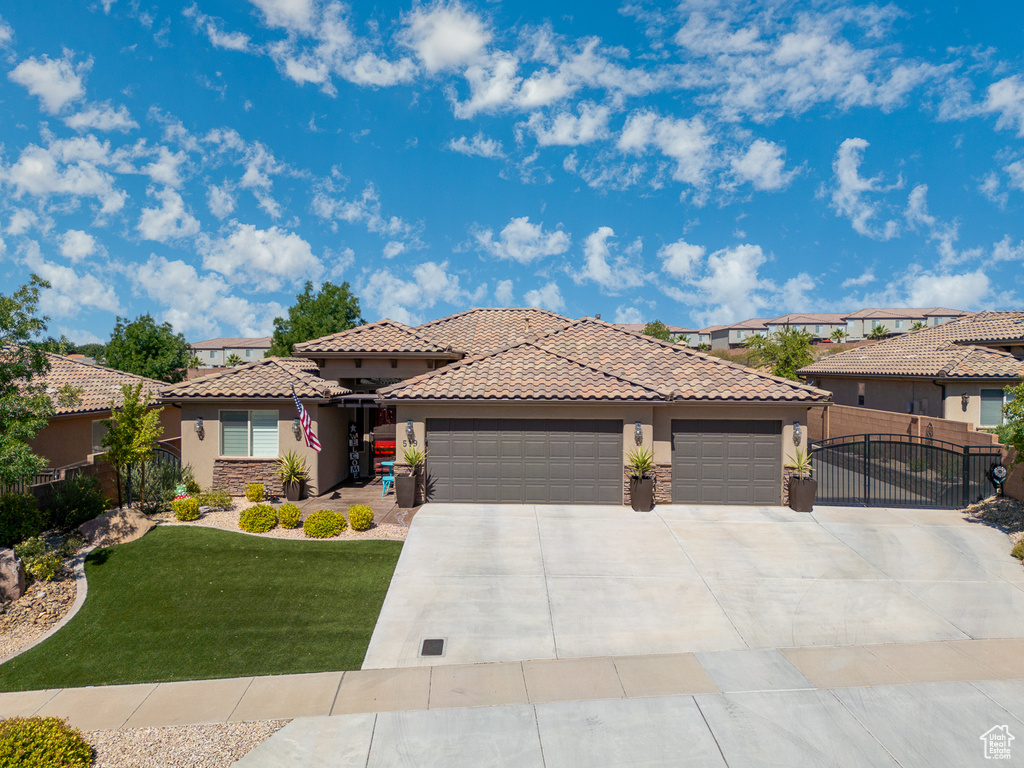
[[212, 459, 279, 496], [622, 464, 671, 507]]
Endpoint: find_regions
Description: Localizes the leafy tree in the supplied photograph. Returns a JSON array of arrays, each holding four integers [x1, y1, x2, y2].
[[226, 353, 243, 367], [268, 281, 363, 356], [101, 382, 164, 508], [76, 343, 107, 362], [830, 328, 847, 343], [0, 275, 54, 486], [38, 335, 73, 355], [106, 314, 191, 383], [910, 321, 926, 331], [867, 324, 889, 340], [743, 327, 815, 381], [642, 320, 686, 344]]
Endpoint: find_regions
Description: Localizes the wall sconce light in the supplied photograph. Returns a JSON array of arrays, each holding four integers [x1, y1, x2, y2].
[[793, 421, 802, 446], [634, 421, 643, 445], [961, 392, 970, 411], [292, 419, 302, 440], [406, 420, 415, 440], [194, 417, 204, 439]]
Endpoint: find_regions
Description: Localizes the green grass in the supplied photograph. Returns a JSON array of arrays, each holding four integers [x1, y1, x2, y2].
[[0, 526, 402, 692]]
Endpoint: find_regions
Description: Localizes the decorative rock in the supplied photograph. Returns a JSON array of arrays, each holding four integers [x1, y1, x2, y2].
[[79, 508, 156, 548], [0, 549, 26, 602]]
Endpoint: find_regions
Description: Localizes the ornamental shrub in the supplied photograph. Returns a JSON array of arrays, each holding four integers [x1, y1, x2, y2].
[[1013, 540, 1024, 561], [0, 493, 45, 550], [347, 504, 374, 531], [303, 509, 345, 538], [171, 497, 201, 521], [239, 503, 277, 533], [197, 488, 233, 509], [13, 537, 63, 583], [278, 503, 302, 529], [244, 483, 265, 502], [48, 471, 106, 530], [0, 716, 93, 768]]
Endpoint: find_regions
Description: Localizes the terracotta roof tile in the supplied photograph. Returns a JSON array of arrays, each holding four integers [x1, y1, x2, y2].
[[160, 357, 346, 400], [414, 307, 573, 355], [842, 307, 967, 320], [765, 313, 848, 324], [293, 320, 450, 355]]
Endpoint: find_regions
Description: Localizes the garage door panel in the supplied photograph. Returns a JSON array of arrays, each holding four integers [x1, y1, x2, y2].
[[672, 419, 781, 506]]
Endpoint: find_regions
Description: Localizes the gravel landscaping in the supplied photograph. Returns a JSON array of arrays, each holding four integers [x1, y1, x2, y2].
[[86, 721, 288, 768], [962, 494, 1024, 545]]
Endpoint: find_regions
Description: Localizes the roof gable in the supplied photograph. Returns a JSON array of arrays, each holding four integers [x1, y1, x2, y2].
[[414, 307, 573, 356], [293, 319, 449, 355], [23, 351, 168, 416], [160, 357, 346, 400]]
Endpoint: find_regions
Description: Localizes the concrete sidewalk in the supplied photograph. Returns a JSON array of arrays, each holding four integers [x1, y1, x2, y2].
[[2, 637, 1023, 732]]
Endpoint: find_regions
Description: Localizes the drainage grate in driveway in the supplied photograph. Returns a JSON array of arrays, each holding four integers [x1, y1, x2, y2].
[[420, 638, 445, 657]]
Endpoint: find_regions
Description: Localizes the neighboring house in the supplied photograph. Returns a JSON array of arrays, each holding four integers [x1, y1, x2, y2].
[[701, 319, 770, 350], [190, 337, 272, 368], [765, 313, 848, 340], [26, 351, 180, 471], [615, 323, 698, 343], [798, 311, 1024, 427], [840, 308, 967, 340], [162, 308, 831, 505]]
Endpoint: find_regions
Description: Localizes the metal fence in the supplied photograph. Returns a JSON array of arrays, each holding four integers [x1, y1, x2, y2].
[[0, 469, 60, 496], [810, 434, 1003, 509], [123, 446, 182, 506]]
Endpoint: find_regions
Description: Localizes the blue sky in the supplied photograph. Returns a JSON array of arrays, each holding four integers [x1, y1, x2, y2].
[[2, 1, 1024, 344]]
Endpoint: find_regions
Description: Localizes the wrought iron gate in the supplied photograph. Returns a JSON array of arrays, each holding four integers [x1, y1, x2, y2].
[[809, 434, 1003, 509]]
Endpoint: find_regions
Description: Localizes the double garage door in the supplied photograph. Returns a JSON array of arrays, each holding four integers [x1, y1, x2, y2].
[[425, 418, 623, 504], [672, 419, 782, 505]]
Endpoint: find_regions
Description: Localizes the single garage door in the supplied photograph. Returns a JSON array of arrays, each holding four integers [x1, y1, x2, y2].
[[672, 419, 782, 505], [426, 418, 623, 504]]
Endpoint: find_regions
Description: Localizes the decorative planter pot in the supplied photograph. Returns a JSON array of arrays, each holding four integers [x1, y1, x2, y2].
[[629, 476, 654, 512], [788, 476, 817, 513], [396, 475, 417, 509], [283, 480, 305, 502]]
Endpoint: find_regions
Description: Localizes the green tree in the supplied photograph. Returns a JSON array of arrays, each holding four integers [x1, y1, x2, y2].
[[268, 281, 363, 356], [101, 382, 164, 508], [75, 343, 107, 362], [867, 324, 889, 340], [106, 314, 191, 383], [830, 327, 847, 343], [910, 321, 926, 331], [226, 353, 243, 367], [642, 320, 686, 344], [187, 354, 202, 369], [744, 327, 815, 381], [38, 335, 73, 355], [0, 275, 54, 486]]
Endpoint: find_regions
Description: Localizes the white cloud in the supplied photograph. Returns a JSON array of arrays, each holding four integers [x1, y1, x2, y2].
[[22, 241, 120, 318], [613, 305, 643, 324], [201, 222, 322, 290], [527, 102, 610, 146], [696, 244, 772, 324], [841, 269, 875, 289], [618, 110, 714, 191], [730, 139, 797, 191], [979, 172, 1007, 208], [984, 75, 1024, 137], [3, 141, 127, 216], [184, 4, 251, 51], [1005, 160, 1024, 191], [137, 187, 201, 243], [401, 1, 491, 73], [0, 17, 12, 47], [63, 103, 138, 133], [59, 229, 97, 262], [6, 209, 38, 236], [779, 272, 815, 310], [249, 0, 316, 33], [450, 52, 519, 118], [494, 278, 514, 305], [342, 53, 417, 87], [312, 182, 418, 241], [383, 241, 405, 259], [905, 270, 990, 308], [574, 227, 647, 292], [142, 146, 189, 188], [992, 235, 1024, 263], [361, 260, 485, 325], [8, 52, 90, 114], [829, 137, 900, 240], [658, 239, 705, 280], [207, 183, 236, 218], [904, 184, 960, 265], [523, 281, 565, 313], [448, 133, 505, 158], [473, 216, 570, 264]]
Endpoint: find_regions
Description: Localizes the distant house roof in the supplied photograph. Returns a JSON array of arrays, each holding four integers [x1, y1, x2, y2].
[[766, 313, 848, 325], [190, 337, 272, 350], [293, 319, 455, 356], [160, 357, 347, 400], [699, 318, 770, 334], [380, 319, 830, 403], [841, 307, 967, 320], [798, 311, 1024, 380], [615, 323, 697, 335], [414, 308, 574, 356]]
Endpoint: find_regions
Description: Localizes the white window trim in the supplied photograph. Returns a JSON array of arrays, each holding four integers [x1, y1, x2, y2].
[[219, 408, 279, 458]]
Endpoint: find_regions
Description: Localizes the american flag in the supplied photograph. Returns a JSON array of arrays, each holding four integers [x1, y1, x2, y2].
[[291, 385, 321, 453]]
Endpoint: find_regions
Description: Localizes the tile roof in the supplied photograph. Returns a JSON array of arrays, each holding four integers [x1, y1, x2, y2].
[[765, 313, 848, 325], [160, 357, 347, 400], [615, 323, 697, 335], [842, 307, 966, 320], [700, 318, 770, 333], [293, 319, 452, 355], [380, 319, 830, 403], [189, 337, 272, 349], [414, 307, 574, 355], [799, 311, 1024, 380]]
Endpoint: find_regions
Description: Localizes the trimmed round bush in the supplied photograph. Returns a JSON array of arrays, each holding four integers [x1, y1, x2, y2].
[[347, 504, 374, 531], [172, 497, 201, 522], [239, 503, 277, 533], [303, 509, 346, 538], [1013, 540, 1024, 561], [13, 538, 63, 583], [197, 489, 233, 510], [244, 483, 265, 502], [0, 716, 93, 768], [278, 503, 302, 529]]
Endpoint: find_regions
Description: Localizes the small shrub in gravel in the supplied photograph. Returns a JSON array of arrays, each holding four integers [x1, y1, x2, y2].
[[303, 509, 346, 538], [197, 488, 233, 509], [278, 503, 302, 529], [13, 537, 63, 583], [239, 503, 277, 533], [0, 716, 93, 768], [58, 535, 85, 559], [0, 492, 45, 549], [347, 504, 374, 531], [244, 483, 265, 502], [171, 497, 201, 521], [48, 471, 106, 530], [1012, 540, 1024, 560]]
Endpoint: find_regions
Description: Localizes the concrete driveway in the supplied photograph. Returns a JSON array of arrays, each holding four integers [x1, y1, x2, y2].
[[363, 502, 1024, 668]]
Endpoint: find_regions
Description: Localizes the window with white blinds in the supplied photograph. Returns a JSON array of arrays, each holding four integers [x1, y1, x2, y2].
[[220, 410, 278, 456]]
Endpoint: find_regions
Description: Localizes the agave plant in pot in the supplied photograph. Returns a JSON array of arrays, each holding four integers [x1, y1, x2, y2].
[[396, 445, 427, 509], [786, 449, 816, 512], [626, 445, 656, 512], [275, 450, 310, 501]]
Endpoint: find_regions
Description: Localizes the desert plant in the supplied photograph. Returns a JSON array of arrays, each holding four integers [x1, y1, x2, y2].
[[347, 504, 374, 531], [786, 449, 813, 478], [196, 489, 232, 509], [829, 327, 847, 343], [0, 716, 93, 768], [625, 445, 655, 478], [401, 445, 427, 474], [58, 534, 85, 559], [182, 464, 201, 495], [303, 509, 346, 538], [245, 483, 265, 502], [1013, 540, 1024, 560], [274, 450, 310, 485], [0, 492, 45, 549], [278, 503, 302, 529], [48, 471, 106, 530], [239, 503, 277, 533], [13, 537, 64, 582], [226, 352, 243, 367], [867, 324, 889, 340], [124, 458, 190, 513], [171, 496, 201, 521]]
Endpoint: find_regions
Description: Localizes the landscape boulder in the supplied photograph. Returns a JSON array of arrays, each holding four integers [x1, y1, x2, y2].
[[0, 549, 26, 602], [78, 508, 155, 548]]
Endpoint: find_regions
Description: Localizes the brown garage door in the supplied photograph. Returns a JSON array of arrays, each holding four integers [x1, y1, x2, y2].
[[672, 419, 782, 505], [425, 418, 623, 504]]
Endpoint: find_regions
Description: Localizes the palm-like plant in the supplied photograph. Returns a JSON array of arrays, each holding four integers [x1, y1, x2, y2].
[[867, 324, 889, 340], [226, 353, 243, 367], [910, 321, 926, 331], [829, 328, 847, 343]]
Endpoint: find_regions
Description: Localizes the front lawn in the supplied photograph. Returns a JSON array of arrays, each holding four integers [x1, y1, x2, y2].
[[0, 526, 402, 692]]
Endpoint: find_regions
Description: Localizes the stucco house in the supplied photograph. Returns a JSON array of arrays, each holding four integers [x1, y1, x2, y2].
[[701, 319, 770, 350], [162, 308, 830, 506], [798, 311, 1024, 428], [190, 337, 272, 368], [840, 308, 967, 340], [765, 313, 848, 341]]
